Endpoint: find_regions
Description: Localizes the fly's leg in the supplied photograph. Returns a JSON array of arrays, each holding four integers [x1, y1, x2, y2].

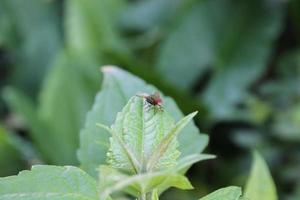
[[143, 101, 152, 112], [153, 105, 163, 114]]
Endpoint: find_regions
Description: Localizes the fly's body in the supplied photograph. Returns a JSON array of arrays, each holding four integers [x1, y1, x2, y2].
[[136, 92, 163, 111]]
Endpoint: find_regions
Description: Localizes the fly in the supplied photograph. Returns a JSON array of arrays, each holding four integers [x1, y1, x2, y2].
[[136, 92, 163, 111]]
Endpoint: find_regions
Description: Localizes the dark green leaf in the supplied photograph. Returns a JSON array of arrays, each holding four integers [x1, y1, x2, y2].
[[3, 0, 62, 92], [0, 125, 26, 176], [120, 0, 183, 31], [4, 51, 100, 165], [2, 88, 54, 162], [156, 0, 283, 119]]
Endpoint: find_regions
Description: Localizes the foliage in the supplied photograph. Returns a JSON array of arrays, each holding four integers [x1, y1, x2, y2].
[[0, 0, 299, 199], [0, 66, 278, 199], [0, 80, 216, 199]]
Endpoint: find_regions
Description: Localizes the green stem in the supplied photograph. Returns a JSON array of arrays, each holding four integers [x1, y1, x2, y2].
[[139, 193, 146, 200], [139, 192, 153, 200]]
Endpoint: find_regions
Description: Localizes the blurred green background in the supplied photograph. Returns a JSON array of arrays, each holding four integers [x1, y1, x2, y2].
[[0, 0, 299, 199]]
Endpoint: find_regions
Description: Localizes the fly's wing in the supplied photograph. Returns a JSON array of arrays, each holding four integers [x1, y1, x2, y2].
[[153, 91, 160, 98], [136, 92, 149, 98]]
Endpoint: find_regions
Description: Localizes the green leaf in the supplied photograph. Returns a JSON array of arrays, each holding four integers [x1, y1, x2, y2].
[[272, 104, 300, 141], [245, 151, 277, 200], [4, 51, 100, 165], [37, 51, 100, 164], [97, 123, 141, 174], [78, 66, 208, 177], [99, 98, 198, 174], [146, 111, 197, 171], [156, 0, 283, 119], [290, 0, 300, 40], [99, 165, 192, 199], [2, 87, 54, 162], [2, 0, 62, 92], [0, 125, 26, 176], [174, 153, 215, 175], [120, 0, 183, 31], [156, 0, 217, 89], [199, 186, 242, 200], [0, 1, 15, 47], [155, 154, 215, 194], [65, 0, 127, 61], [0, 165, 99, 200], [106, 96, 195, 173]]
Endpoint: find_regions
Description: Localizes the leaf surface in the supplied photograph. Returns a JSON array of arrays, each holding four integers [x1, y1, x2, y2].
[[0, 125, 26, 176], [156, 0, 283, 119], [245, 151, 277, 200], [78, 66, 208, 177], [0, 165, 99, 200], [38, 52, 99, 164], [2, 0, 62, 92], [65, 0, 126, 61], [99, 165, 192, 199], [199, 186, 242, 200]]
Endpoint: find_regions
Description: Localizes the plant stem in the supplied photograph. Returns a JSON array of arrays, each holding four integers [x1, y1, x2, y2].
[[139, 192, 153, 200], [139, 193, 146, 200]]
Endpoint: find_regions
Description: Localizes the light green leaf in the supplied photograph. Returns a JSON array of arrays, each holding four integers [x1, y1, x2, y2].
[[102, 96, 197, 173], [245, 151, 277, 200], [156, 0, 283, 119], [146, 111, 197, 171], [175, 154, 216, 173], [155, 154, 215, 194], [0, 165, 99, 200], [199, 186, 242, 200], [107, 95, 192, 173], [65, 0, 126, 61], [78, 66, 208, 177], [99, 165, 192, 199], [97, 123, 141, 174]]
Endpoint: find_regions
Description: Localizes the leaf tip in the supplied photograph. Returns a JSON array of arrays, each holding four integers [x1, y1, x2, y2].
[[191, 111, 198, 117], [101, 65, 121, 74]]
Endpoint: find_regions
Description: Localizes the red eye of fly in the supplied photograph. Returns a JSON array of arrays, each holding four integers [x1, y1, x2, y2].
[[155, 97, 162, 105]]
